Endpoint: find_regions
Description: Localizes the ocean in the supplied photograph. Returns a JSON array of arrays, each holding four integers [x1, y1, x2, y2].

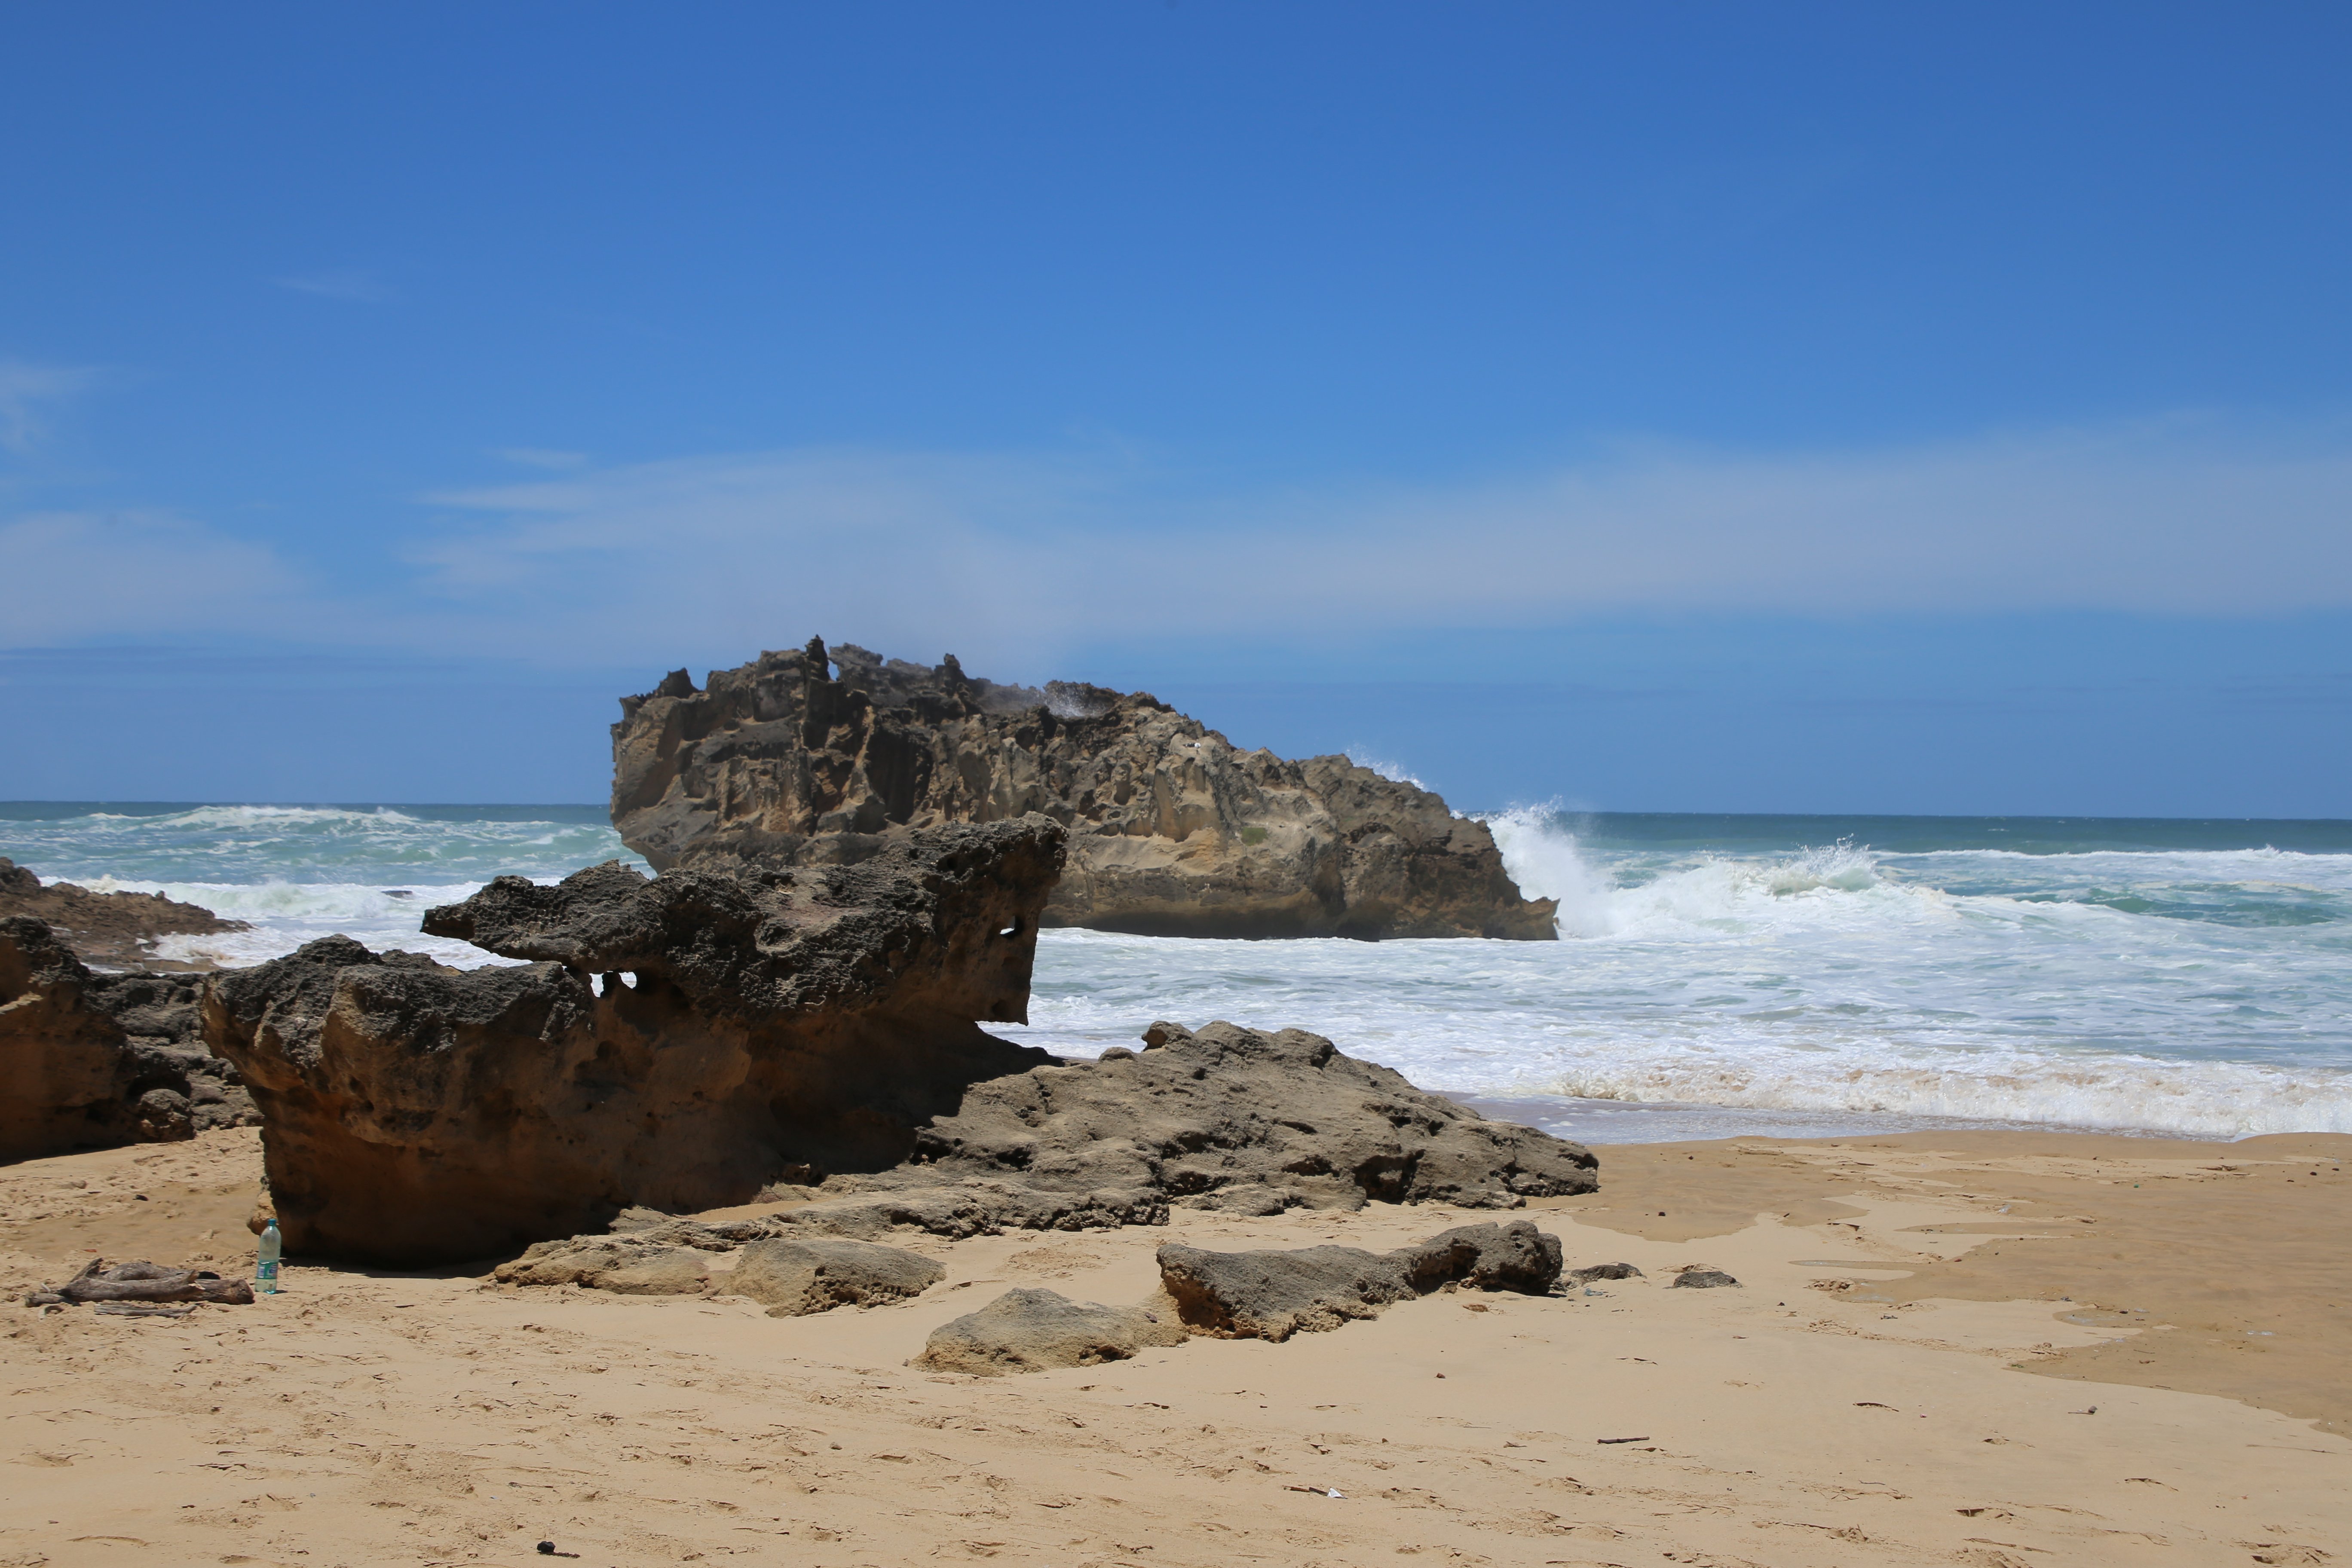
[[6, 802, 2348, 1145]]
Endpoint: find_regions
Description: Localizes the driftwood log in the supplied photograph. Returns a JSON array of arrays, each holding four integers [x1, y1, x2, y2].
[[24, 1257, 255, 1307]]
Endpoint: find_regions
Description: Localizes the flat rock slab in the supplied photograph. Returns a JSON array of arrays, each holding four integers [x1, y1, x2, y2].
[[493, 1239, 713, 1295], [729, 1238, 944, 1317], [913, 1287, 1188, 1376], [1672, 1268, 1742, 1289], [1159, 1220, 1568, 1343]]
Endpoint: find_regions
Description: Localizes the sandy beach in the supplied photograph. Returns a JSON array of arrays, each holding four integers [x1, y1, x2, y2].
[[4, 1126, 2345, 1568]]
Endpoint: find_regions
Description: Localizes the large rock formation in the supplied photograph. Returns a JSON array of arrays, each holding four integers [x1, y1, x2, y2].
[[1, 916, 259, 1161], [200, 818, 1067, 1266], [0, 857, 248, 971], [609, 638, 1556, 941], [865, 1019, 1598, 1216]]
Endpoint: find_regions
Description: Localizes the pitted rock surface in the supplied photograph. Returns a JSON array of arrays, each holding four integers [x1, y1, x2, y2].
[[0, 857, 248, 971], [913, 1287, 1189, 1376], [881, 1019, 1597, 1214], [202, 819, 1066, 1266], [610, 638, 1556, 940], [1158, 1220, 1566, 1341], [2, 916, 258, 1160], [728, 1238, 945, 1317]]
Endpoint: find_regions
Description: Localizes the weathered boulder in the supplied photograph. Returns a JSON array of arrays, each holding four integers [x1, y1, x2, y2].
[[728, 1237, 944, 1317], [865, 1019, 1598, 1215], [201, 819, 1067, 1265], [0, 857, 248, 971], [2, 916, 259, 1161], [1157, 1221, 1564, 1342], [1568, 1262, 1643, 1283], [610, 638, 1556, 940], [492, 1237, 716, 1294], [1156, 1243, 1418, 1341], [1670, 1268, 1741, 1289], [913, 1287, 1188, 1376], [1390, 1220, 1565, 1295]]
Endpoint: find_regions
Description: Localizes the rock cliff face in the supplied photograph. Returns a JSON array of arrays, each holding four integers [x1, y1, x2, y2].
[[1, 916, 258, 1161], [199, 819, 1066, 1265], [609, 638, 1556, 941], [0, 858, 248, 971]]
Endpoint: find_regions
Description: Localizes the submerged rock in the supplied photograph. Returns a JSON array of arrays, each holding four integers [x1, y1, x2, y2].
[[913, 1287, 1189, 1376], [1, 916, 260, 1161], [0, 857, 248, 971], [202, 819, 1066, 1265], [610, 638, 1556, 940]]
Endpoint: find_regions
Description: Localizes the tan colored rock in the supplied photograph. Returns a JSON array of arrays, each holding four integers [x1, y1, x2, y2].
[[610, 638, 1556, 940], [913, 1287, 1188, 1376], [728, 1237, 944, 1317]]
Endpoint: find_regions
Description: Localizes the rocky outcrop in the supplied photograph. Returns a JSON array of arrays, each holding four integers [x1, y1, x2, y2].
[[1, 916, 259, 1161], [0, 858, 248, 971], [609, 638, 1556, 940], [855, 1019, 1597, 1216], [200, 819, 1067, 1266], [913, 1287, 1189, 1375]]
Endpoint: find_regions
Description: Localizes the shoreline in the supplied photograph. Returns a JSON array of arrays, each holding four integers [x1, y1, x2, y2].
[[5, 1123, 2346, 1565]]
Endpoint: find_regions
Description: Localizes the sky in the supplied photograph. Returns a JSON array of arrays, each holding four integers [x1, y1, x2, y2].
[[3, 2, 2349, 814]]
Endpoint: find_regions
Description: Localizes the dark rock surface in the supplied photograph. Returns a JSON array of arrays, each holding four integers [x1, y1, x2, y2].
[[0, 857, 248, 971], [2, 916, 260, 1161], [1670, 1268, 1741, 1289], [913, 1287, 1189, 1376], [1158, 1219, 1565, 1342], [610, 638, 1556, 940], [1568, 1262, 1644, 1283], [728, 1237, 945, 1317], [1156, 1243, 1418, 1341], [201, 819, 1067, 1265], [863, 1020, 1598, 1216]]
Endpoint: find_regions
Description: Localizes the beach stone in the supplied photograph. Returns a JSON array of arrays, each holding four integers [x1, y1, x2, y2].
[[1569, 1262, 1644, 1283], [728, 1238, 944, 1317], [1391, 1221, 1565, 1295], [913, 1287, 1188, 1376], [609, 637, 1557, 940], [1156, 1242, 1419, 1341], [1671, 1268, 1741, 1289]]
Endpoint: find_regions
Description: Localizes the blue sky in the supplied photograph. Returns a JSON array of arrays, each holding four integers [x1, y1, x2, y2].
[[3, 2, 2348, 813]]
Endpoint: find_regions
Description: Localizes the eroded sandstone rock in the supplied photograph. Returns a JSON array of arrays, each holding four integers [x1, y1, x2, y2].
[[861, 1019, 1598, 1215], [913, 1287, 1189, 1376], [729, 1237, 944, 1317], [0, 857, 248, 971], [2, 916, 259, 1160], [202, 819, 1066, 1265], [1158, 1220, 1565, 1341], [610, 638, 1556, 940]]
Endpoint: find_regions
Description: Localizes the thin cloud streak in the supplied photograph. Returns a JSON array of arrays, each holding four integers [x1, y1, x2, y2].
[[405, 418, 2352, 668], [0, 511, 308, 642], [0, 360, 104, 455]]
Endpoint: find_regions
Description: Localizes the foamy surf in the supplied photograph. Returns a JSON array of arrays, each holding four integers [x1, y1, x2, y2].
[[5, 801, 2349, 1142]]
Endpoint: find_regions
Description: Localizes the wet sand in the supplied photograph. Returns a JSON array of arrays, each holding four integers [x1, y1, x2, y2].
[[3, 1127, 2346, 1567]]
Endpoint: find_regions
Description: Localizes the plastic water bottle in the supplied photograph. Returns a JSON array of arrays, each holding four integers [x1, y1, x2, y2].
[[257, 1219, 282, 1295]]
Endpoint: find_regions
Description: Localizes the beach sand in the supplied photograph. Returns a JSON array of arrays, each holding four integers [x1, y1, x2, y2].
[[3, 1127, 2346, 1567]]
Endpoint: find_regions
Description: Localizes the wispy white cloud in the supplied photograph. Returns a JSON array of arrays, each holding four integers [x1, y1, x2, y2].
[[0, 511, 306, 641], [272, 268, 391, 303], [404, 416, 2352, 668], [0, 359, 104, 454], [11, 416, 2352, 667]]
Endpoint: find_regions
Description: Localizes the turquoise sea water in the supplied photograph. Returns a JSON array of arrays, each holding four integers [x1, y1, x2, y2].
[[4, 802, 2348, 1143]]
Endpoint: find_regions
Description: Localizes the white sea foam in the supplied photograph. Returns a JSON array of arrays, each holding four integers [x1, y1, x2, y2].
[[9, 802, 2350, 1142]]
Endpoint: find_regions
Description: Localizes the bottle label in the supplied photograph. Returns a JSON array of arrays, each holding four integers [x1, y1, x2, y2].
[[257, 1259, 279, 1291]]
